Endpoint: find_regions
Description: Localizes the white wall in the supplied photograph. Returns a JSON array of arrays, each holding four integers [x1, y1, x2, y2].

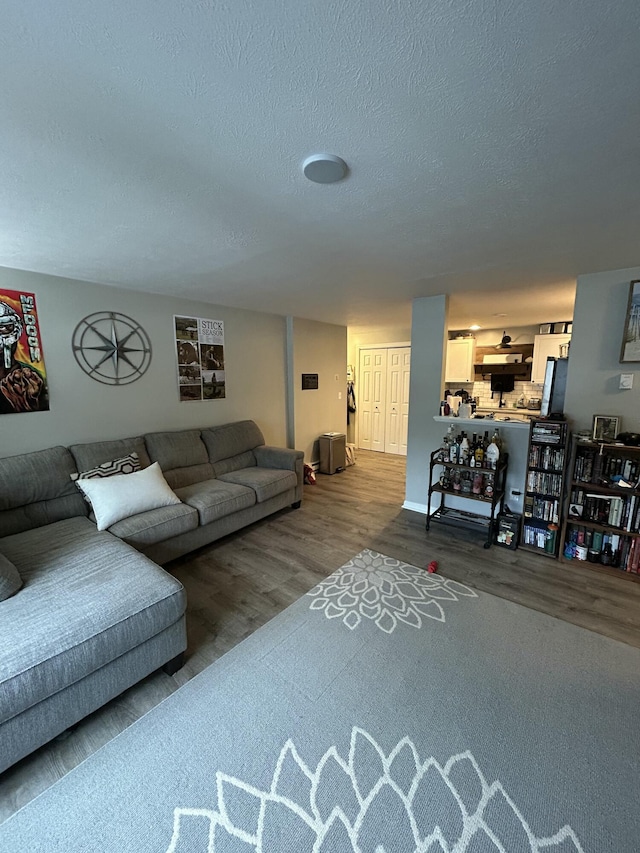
[[292, 317, 347, 462], [347, 324, 411, 370], [0, 266, 345, 458], [564, 266, 640, 433]]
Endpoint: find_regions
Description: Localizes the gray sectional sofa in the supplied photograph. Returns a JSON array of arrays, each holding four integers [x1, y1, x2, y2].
[[0, 420, 303, 773]]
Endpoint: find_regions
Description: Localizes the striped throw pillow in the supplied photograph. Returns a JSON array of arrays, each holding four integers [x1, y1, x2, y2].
[[71, 452, 141, 504]]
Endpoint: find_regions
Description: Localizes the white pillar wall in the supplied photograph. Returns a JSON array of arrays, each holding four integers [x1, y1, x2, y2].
[[404, 294, 448, 513]]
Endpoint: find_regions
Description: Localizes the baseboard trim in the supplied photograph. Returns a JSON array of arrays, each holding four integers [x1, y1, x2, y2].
[[402, 500, 427, 515]]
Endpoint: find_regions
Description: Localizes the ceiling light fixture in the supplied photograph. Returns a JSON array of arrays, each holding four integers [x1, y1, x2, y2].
[[302, 154, 348, 184], [469, 324, 481, 331]]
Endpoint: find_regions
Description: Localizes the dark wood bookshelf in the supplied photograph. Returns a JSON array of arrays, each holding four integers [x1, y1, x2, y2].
[[560, 439, 640, 575]]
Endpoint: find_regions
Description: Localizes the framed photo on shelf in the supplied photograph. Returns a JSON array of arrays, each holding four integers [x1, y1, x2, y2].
[[592, 415, 620, 442], [620, 280, 640, 362]]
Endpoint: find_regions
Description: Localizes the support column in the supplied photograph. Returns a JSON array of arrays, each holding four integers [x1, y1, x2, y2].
[[404, 294, 448, 513]]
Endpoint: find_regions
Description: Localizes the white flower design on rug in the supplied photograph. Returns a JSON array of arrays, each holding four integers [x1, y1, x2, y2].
[[306, 549, 477, 633], [165, 727, 584, 853]]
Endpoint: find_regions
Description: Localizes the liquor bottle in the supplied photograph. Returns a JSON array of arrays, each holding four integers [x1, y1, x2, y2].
[[460, 432, 469, 464], [452, 471, 461, 491], [469, 433, 477, 468], [491, 427, 502, 450], [440, 424, 454, 462], [472, 471, 483, 495], [482, 431, 490, 465], [474, 435, 484, 468], [486, 434, 500, 470], [484, 473, 494, 498]]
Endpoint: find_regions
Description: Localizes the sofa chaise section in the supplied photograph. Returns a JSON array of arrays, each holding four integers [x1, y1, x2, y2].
[[0, 420, 302, 772], [0, 447, 187, 773]]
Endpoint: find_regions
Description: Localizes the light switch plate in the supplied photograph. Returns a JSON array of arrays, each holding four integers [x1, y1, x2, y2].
[[620, 373, 634, 390]]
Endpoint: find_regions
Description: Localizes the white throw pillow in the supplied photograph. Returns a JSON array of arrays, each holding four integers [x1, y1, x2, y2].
[[70, 452, 142, 506], [74, 462, 182, 531]]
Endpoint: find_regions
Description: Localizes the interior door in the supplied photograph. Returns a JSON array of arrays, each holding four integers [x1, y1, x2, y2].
[[358, 348, 387, 451], [387, 347, 411, 456], [385, 348, 404, 454], [359, 346, 410, 455]]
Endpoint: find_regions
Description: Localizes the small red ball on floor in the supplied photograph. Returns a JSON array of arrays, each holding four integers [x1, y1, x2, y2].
[[427, 561, 438, 573]]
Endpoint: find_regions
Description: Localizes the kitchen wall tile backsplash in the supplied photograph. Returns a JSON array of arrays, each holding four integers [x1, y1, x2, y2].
[[448, 379, 544, 410]]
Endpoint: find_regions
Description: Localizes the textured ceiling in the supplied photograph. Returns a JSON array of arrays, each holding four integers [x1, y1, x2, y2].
[[0, 0, 638, 330]]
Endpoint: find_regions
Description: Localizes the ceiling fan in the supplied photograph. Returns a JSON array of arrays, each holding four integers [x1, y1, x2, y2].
[[495, 331, 512, 349]]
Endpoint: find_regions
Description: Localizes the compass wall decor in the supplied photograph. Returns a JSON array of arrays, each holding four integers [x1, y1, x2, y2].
[[72, 311, 152, 385]]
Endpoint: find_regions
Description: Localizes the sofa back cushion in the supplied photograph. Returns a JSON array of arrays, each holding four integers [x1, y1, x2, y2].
[[144, 429, 214, 489], [0, 446, 88, 537], [69, 436, 151, 472], [201, 420, 265, 476]]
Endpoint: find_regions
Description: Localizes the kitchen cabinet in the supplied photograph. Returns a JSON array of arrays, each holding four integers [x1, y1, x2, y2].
[[445, 338, 476, 383], [531, 334, 571, 385]]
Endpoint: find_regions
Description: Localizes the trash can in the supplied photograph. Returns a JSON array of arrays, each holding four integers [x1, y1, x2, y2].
[[318, 433, 346, 474]]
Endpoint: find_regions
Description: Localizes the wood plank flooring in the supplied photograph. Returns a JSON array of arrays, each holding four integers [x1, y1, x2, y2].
[[2, 448, 640, 822]]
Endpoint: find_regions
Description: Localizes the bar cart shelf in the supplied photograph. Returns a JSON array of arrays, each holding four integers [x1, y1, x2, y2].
[[425, 450, 509, 548]]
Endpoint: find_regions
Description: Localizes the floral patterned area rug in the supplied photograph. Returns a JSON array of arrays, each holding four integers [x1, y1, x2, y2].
[[3, 550, 640, 852]]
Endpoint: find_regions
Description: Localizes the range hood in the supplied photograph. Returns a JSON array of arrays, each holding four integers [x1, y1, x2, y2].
[[482, 353, 522, 365]]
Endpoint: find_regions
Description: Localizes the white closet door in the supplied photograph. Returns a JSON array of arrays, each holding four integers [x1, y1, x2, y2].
[[359, 346, 410, 455], [384, 349, 403, 454], [359, 348, 387, 451], [392, 348, 411, 455]]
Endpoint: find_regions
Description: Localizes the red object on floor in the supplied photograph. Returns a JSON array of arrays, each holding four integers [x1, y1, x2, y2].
[[427, 561, 438, 573]]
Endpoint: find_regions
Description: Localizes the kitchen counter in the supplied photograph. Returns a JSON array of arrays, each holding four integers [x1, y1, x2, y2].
[[434, 415, 531, 428]]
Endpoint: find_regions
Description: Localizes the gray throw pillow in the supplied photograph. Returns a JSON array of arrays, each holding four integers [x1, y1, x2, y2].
[[0, 552, 23, 602]]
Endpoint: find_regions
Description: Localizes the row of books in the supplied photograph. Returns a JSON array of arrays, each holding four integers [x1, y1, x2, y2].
[[526, 470, 563, 496], [531, 422, 566, 445], [528, 444, 565, 471], [567, 489, 640, 532], [524, 494, 559, 523], [574, 450, 640, 486], [565, 524, 640, 572], [522, 523, 554, 550]]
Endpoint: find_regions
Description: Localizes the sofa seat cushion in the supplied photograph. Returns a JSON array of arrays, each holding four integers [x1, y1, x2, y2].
[[107, 503, 199, 548], [0, 516, 185, 726], [175, 480, 255, 525], [218, 467, 297, 503]]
